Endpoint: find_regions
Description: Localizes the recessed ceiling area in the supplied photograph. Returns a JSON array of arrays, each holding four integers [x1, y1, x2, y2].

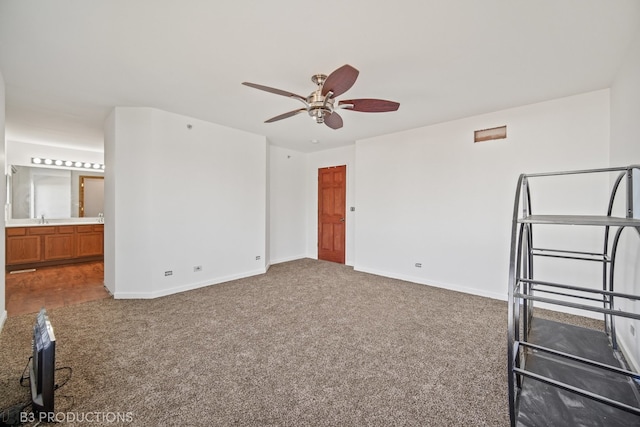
[[1, 1, 639, 153]]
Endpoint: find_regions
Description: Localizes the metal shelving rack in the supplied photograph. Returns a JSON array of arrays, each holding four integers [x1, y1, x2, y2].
[[507, 165, 640, 426]]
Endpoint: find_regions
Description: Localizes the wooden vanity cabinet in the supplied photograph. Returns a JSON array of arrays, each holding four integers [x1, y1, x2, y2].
[[6, 224, 104, 270]]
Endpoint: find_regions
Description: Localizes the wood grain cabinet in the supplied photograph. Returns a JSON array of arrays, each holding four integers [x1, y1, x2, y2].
[[6, 227, 41, 264], [44, 226, 75, 260], [6, 224, 104, 270], [76, 225, 104, 257]]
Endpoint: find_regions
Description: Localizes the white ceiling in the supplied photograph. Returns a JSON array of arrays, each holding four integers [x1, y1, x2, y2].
[[1, 1, 639, 153]]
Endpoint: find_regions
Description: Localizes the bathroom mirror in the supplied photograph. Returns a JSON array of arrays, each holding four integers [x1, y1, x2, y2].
[[8, 165, 104, 220]]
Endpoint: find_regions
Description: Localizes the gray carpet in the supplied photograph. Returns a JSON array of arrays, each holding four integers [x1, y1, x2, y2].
[[0, 259, 602, 426]]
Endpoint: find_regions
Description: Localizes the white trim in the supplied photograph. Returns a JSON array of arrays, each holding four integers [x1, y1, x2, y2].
[[354, 266, 607, 320], [617, 333, 640, 372], [269, 254, 307, 265], [113, 268, 268, 299], [354, 265, 506, 301]]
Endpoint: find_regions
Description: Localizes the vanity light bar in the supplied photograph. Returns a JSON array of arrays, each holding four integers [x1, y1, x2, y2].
[[31, 157, 105, 171]]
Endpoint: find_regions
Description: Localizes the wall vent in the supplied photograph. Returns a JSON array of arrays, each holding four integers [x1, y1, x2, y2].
[[474, 125, 507, 143]]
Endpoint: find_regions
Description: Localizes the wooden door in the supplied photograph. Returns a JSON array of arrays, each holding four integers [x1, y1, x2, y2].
[[44, 226, 74, 260], [6, 228, 41, 264], [79, 176, 104, 217], [318, 165, 346, 264]]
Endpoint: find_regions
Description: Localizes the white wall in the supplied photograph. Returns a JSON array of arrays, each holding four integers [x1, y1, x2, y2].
[[609, 29, 640, 370], [269, 145, 306, 264], [354, 90, 610, 300], [0, 71, 6, 330], [104, 108, 153, 297], [104, 107, 267, 298], [610, 31, 640, 167], [305, 145, 356, 265]]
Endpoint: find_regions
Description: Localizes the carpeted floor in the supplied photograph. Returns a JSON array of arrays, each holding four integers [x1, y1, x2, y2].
[[0, 259, 602, 426]]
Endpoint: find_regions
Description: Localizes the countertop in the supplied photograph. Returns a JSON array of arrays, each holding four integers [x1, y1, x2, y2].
[[6, 219, 104, 228]]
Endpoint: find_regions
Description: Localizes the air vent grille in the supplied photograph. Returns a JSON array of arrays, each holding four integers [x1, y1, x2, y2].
[[474, 125, 507, 143]]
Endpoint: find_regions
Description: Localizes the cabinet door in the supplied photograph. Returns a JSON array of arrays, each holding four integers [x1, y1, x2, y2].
[[44, 234, 75, 260], [7, 236, 42, 264], [76, 232, 103, 257]]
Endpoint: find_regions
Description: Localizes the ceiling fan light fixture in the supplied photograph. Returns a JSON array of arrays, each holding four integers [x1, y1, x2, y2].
[[309, 108, 327, 123], [313, 108, 332, 123]]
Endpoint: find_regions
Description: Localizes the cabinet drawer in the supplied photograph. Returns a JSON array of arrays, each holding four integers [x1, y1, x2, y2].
[[76, 225, 94, 233], [28, 226, 56, 235], [57, 226, 75, 234], [6, 227, 26, 236]]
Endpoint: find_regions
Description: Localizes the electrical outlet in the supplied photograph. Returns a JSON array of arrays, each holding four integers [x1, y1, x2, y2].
[[415, 263, 422, 268], [164, 270, 173, 276], [193, 265, 202, 272], [256, 255, 261, 260]]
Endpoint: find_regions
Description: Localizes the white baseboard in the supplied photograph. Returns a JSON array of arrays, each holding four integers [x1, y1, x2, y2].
[[352, 266, 612, 322], [617, 333, 640, 372], [269, 254, 307, 265], [113, 267, 268, 299], [353, 265, 506, 301]]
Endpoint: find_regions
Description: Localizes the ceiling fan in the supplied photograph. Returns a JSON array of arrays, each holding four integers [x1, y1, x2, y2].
[[242, 64, 400, 130]]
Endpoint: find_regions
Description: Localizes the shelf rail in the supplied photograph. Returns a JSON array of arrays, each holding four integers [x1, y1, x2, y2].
[[507, 165, 640, 426]]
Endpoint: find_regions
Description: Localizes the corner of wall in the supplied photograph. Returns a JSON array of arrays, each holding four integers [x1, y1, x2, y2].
[[0, 310, 7, 333], [0, 69, 6, 326]]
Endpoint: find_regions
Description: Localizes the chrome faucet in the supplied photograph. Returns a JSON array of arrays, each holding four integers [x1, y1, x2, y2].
[[39, 214, 45, 224]]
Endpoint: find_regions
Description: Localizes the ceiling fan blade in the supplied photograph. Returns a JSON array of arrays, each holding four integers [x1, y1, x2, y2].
[[242, 82, 307, 104], [321, 65, 359, 97], [324, 111, 343, 129], [264, 108, 307, 123], [338, 98, 400, 112]]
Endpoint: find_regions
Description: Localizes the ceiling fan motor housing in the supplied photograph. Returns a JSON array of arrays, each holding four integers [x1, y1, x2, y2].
[[307, 90, 334, 123]]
